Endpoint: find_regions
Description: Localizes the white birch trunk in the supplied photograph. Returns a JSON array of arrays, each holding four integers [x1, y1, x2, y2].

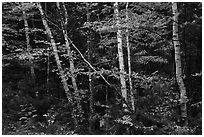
[[172, 2, 188, 125], [56, 2, 82, 132], [37, 2, 73, 103], [114, 2, 128, 102], [126, 2, 135, 111]]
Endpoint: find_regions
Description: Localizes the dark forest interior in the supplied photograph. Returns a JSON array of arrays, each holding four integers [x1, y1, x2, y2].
[[2, 2, 202, 135]]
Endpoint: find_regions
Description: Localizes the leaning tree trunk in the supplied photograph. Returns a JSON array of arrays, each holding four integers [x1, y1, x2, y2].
[[56, 2, 82, 132], [126, 2, 135, 112], [22, 3, 35, 81], [37, 3, 72, 102], [114, 2, 128, 107], [62, 1, 83, 120], [172, 2, 188, 126]]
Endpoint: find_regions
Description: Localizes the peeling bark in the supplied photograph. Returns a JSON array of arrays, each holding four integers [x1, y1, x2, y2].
[[172, 2, 188, 126]]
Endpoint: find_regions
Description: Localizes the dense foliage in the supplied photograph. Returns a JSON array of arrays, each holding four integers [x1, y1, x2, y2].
[[2, 2, 202, 135]]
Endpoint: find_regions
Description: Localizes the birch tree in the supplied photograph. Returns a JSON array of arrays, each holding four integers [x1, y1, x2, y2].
[[126, 2, 135, 112], [114, 2, 128, 106], [172, 2, 188, 126], [56, 2, 83, 132], [37, 2, 79, 130]]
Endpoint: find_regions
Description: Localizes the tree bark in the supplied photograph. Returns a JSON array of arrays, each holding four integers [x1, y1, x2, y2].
[[37, 2, 73, 103], [45, 3, 50, 94], [172, 2, 188, 126], [22, 3, 35, 81], [126, 2, 135, 112], [86, 3, 95, 134], [37, 2, 80, 131], [56, 2, 82, 132], [114, 2, 128, 106]]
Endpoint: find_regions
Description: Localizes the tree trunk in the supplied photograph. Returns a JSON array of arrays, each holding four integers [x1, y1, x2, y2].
[[86, 3, 95, 134], [22, 3, 35, 81], [60, 18, 132, 113], [45, 3, 50, 94], [56, 2, 82, 132], [37, 2, 80, 131], [126, 2, 135, 112], [172, 2, 188, 126], [114, 2, 128, 106], [37, 3, 72, 102]]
